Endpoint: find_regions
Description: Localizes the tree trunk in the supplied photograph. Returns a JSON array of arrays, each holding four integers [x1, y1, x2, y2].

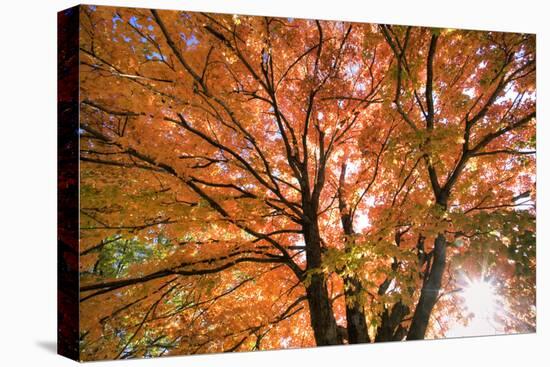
[[344, 275, 370, 343], [376, 301, 410, 342], [302, 212, 342, 345], [406, 232, 447, 340], [305, 273, 342, 345]]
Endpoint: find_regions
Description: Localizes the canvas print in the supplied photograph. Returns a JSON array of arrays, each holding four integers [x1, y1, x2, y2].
[[58, 4, 536, 361]]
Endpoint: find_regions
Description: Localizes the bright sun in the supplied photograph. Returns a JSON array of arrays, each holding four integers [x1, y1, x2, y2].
[[462, 279, 497, 318], [446, 278, 502, 338]]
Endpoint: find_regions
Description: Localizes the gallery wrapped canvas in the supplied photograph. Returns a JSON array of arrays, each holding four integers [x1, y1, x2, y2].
[[58, 4, 536, 362]]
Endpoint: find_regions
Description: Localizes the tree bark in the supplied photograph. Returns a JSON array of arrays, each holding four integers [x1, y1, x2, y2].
[[305, 273, 342, 345], [302, 218, 342, 345], [376, 301, 410, 342], [344, 275, 370, 343], [406, 232, 447, 340]]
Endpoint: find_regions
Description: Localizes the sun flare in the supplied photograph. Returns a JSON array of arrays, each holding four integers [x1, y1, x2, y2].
[[462, 279, 497, 318], [446, 278, 502, 338]]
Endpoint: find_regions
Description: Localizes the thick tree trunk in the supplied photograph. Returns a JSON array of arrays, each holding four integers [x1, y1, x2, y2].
[[305, 273, 342, 345], [344, 275, 370, 343], [375, 301, 410, 342], [340, 212, 370, 344], [406, 232, 447, 340], [302, 211, 342, 345]]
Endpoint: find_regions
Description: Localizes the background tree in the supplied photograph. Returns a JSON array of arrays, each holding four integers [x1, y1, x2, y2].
[[374, 25, 535, 339]]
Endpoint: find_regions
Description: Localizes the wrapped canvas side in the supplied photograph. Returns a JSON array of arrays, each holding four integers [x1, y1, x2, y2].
[[57, 5, 80, 361]]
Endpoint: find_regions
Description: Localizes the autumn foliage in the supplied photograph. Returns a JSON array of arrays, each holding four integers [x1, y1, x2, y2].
[[77, 5, 536, 360]]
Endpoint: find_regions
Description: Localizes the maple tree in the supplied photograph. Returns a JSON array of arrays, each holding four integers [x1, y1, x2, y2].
[[77, 6, 536, 360]]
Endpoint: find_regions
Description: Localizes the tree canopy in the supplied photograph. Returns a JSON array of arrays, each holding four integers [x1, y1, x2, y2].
[[77, 5, 536, 361]]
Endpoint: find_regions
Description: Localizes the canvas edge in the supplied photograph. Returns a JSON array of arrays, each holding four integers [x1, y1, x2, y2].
[[57, 4, 81, 362]]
